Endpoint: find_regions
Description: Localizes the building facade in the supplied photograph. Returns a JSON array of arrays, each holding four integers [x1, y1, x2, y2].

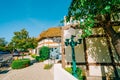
[[61, 16, 120, 80], [36, 27, 62, 59]]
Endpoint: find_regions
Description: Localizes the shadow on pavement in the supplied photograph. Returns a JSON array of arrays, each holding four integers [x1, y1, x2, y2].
[[0, 69, 10, 74]]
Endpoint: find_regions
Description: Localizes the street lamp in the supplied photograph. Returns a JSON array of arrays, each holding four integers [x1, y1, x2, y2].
[[65, 35, 82, 78]]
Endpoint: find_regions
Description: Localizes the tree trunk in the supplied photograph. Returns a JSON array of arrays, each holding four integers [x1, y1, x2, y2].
[[102, 13, 120, 58]]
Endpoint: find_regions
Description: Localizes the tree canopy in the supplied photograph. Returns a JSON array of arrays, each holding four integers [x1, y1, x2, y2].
[[67, 0, 120, 37], [9, 29, 37, 52], [0, 38, 7, 51], [67, 0, 120, 57], [0, 38, 7, 47]]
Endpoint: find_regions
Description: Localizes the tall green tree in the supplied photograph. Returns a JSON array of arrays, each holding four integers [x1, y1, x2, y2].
[[9, 29, 37, 52], [67, 0, 120, 57]]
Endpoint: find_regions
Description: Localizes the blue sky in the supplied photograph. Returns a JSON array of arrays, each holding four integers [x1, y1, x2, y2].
[[0, 0, 71, 42]]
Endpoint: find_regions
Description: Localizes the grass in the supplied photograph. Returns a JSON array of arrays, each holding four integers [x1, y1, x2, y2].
[[44, 64, 53, 70]]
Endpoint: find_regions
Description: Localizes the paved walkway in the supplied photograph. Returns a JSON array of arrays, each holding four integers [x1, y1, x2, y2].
[[0, 62, 54, 80]]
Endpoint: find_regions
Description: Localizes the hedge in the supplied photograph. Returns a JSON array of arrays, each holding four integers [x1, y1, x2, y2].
[[11, 58, 30, 69]]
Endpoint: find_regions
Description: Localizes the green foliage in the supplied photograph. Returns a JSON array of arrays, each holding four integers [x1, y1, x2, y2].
[[67, 0, 120, 38], [76, 67, 83, 80], [0, 38, 8, 51], [11, 58, 30, 69], [35, 56, 40, 61], [65, 67, 83, 80], [35, 46, 50, 62], [44, 64, 53, 70], [35, 56, 44, 62], [0, 46, 6, 51], [9, 29, 37, 52], [68, 0, 120, 16], [39, 46, 50, 60], [0, 38, 7, 47], [7, 42, 14, 52], [0, 46, 10, 52]]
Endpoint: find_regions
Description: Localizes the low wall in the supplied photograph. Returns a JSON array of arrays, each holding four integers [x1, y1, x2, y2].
[[54, 64, 78, 80]]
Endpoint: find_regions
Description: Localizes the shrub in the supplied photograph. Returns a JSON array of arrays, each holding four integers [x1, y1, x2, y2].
[[11, 58, 30, 69], [44, 64, 53, 70], [35, 56, 40, 61], [39, 46, 50, 60], [76, 67, 83, 80], [65, 67, 83, 80], [35, 56, 44, 62]]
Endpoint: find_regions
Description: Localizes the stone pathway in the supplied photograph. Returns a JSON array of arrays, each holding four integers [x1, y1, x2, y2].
[[0, 62, 54, 80]]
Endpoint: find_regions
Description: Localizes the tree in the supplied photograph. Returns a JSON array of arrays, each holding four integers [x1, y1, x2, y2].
[[67, 0, 120, 57], [0, 38, 7, 51], [9, 29, 37, 52], [7, 42, 13, 52], [0, 38, 7, 47], [39, 46, 50, 60]]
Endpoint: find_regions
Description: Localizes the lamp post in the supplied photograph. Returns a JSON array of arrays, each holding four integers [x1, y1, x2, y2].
[[65, 35, 82, 78]]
